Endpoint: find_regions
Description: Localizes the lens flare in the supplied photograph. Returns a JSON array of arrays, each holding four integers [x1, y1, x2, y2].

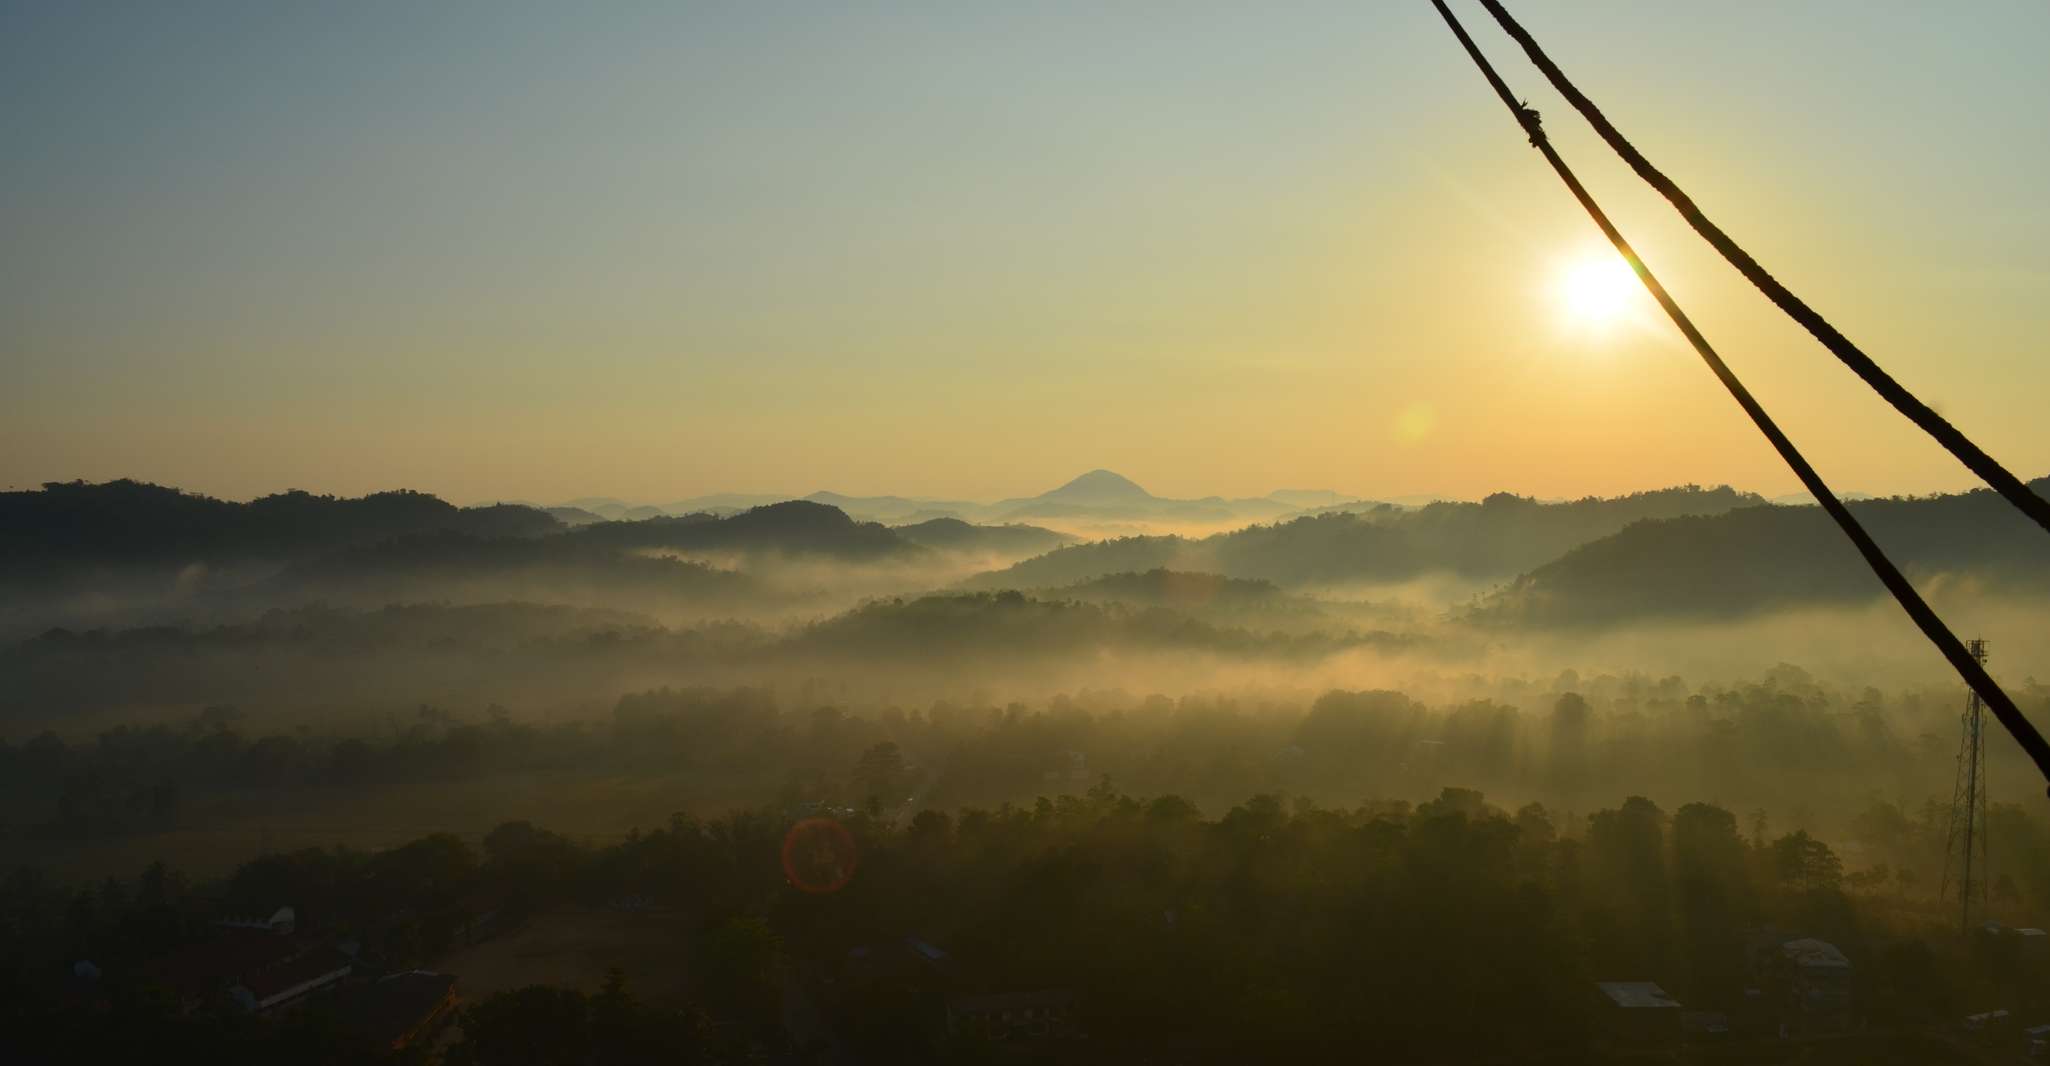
[[781, 817, 859, 894]]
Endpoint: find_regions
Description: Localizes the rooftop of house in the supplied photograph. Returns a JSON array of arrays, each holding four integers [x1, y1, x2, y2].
[[1781, 938, 1851, 970], [237, 945, 354, 1006], [1597, 982, 1681, 1010]]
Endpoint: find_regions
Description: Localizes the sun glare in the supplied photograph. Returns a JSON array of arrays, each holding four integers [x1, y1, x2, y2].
[[1557, 254, 1641, 328]]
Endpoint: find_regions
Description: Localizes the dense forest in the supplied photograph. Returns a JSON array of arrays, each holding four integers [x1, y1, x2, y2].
[[8, 776, 2048, 1063]]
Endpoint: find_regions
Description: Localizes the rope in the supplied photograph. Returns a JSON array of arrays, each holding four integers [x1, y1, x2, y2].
[[1473, 0, 2050, 540], [1427, 0, 2050, 793]]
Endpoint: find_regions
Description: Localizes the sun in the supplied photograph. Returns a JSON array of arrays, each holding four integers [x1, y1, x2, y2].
[[1556, 254, 1640, 327]]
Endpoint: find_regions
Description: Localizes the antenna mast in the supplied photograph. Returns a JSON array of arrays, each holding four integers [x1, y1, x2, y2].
[[1941, 638, 1991, 933]]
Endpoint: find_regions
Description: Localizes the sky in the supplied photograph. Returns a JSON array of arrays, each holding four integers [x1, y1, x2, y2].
[[4, 1, 2047, 505]]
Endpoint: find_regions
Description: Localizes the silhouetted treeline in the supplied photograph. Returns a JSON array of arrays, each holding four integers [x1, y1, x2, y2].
[[18, 478, 2048, 639], [0, 481, 561, 582], [973, 484, 1764, 589], [563, 501, 920, 561], [6, 782, 2047, 1063], [13, 670, 2050, 896], [0, 483, 1072, 577], [0, 482, 1090, 640], [892, 517, 1075, 557]]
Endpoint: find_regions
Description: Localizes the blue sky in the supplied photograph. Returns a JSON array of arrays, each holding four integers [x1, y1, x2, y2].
[[5, 2, 2046, 503]]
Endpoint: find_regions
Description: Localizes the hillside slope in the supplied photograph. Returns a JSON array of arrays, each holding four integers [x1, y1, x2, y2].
[[1485, 479, 2050, 624]]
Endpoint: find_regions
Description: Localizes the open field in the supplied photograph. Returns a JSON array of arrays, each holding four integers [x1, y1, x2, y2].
[[436, 907, 697, 1006]]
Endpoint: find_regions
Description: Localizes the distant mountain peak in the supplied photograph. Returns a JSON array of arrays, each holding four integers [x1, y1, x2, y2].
[[1042, 469, 1152, 503]]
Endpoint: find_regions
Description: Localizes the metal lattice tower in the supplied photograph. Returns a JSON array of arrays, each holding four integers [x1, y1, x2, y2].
[[1941, 638, 1991, 934]]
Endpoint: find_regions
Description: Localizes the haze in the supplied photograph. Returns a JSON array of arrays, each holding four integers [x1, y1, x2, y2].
[[9, 5, 2050, 1064]]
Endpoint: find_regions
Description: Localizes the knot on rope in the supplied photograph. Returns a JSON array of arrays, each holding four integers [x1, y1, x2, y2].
[[1516, 99, 1544, 145]]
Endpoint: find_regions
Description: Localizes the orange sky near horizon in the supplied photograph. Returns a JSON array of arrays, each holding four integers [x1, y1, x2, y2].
[[5, 3, 2047, 506]]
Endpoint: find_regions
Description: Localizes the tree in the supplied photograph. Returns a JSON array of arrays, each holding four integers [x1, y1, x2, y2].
[[1672, 803, 1747, 893], [1418, 787, 1493, 821], [446, 986, 590, 1066], [1147, 794, 1201, 823], [1587, 796, 1666, 903], [483, 821, 579, 913], [906, 809, 952, 847], [1548, 693, 1591, 798], [1771, 830, 1843, 893], [852, 741, 906, 810], [1671, 803, 1750, 998], [1586, 796, 1670, 975], [695, 916, 781, 1034]]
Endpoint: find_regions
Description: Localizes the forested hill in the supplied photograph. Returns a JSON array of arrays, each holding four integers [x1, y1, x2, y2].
[[891, 517, 1076, 557], [970, 484, 1764, 589], [562, 503, 1077, 563], [564, 500, 919, 561], [1, 484, 1075, 583], [0, 483, 1107, 639], [1486, 478, 2050, 625], [0, 480, 561, 581]]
